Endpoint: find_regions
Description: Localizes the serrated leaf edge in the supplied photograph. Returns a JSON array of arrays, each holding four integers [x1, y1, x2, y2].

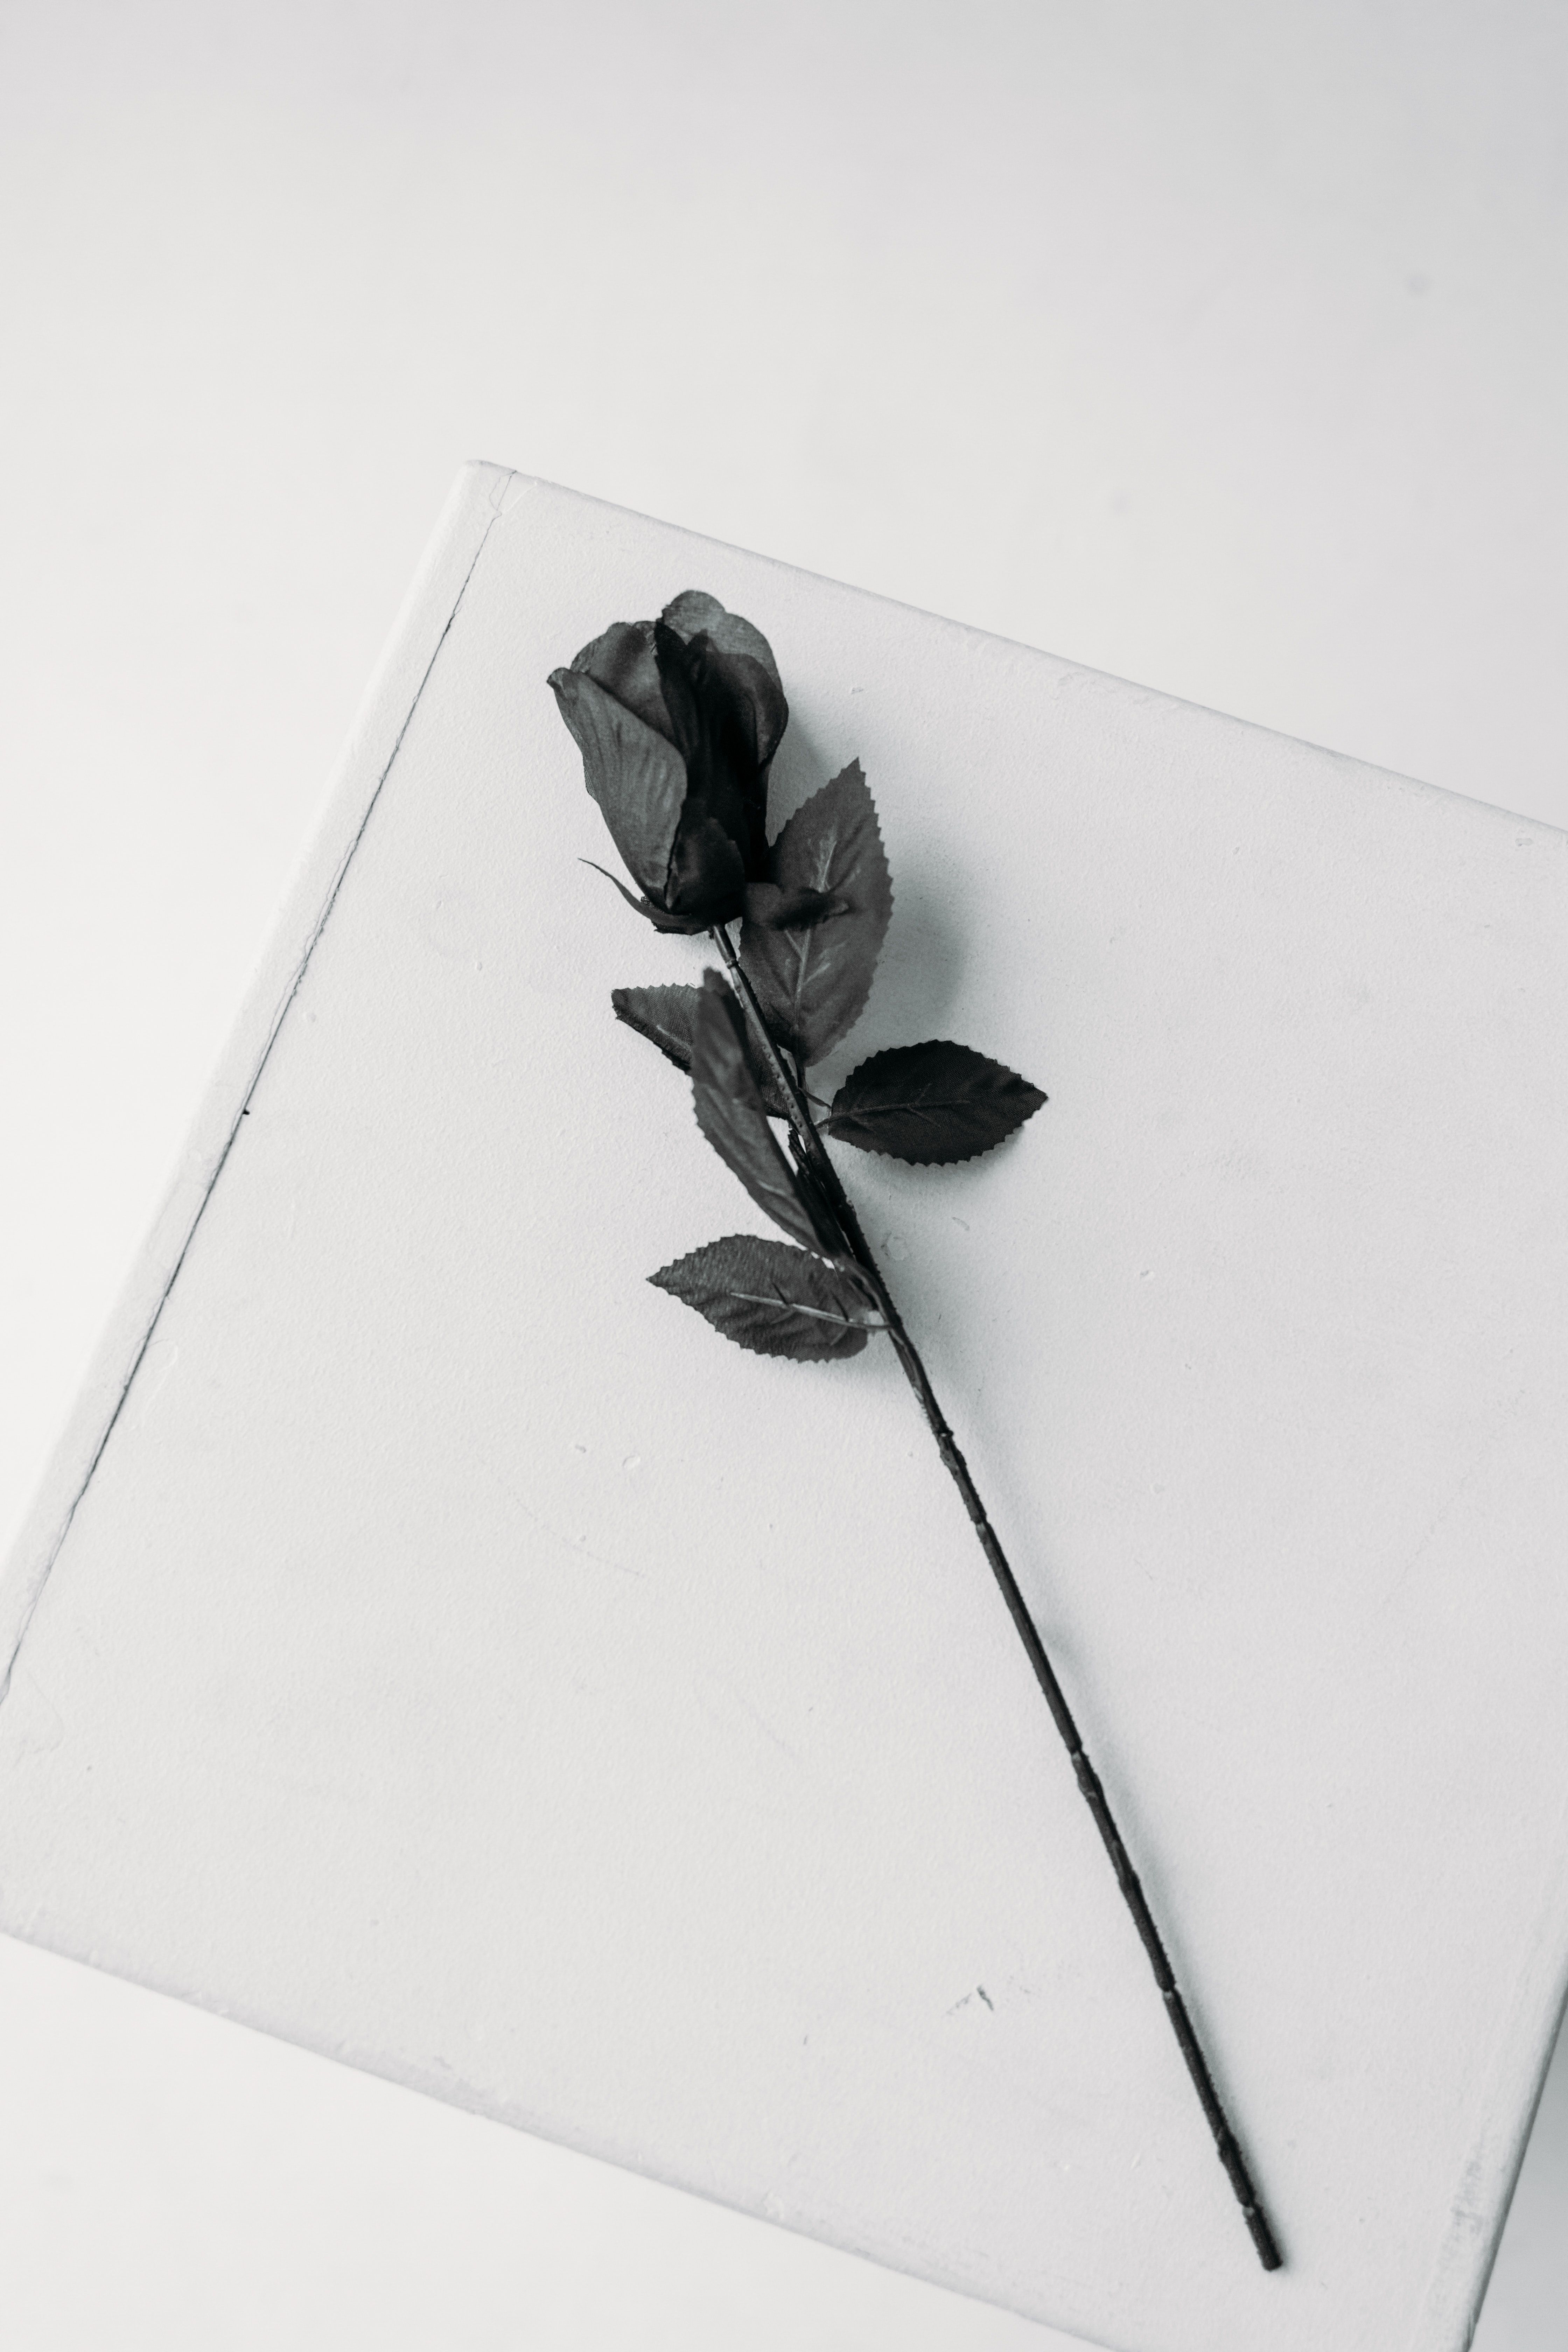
[[823, 1039, 1047, 1166], [739, 761, 893, 1065], [646, 1237, 883, 1361]]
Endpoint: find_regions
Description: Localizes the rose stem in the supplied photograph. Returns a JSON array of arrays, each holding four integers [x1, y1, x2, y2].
[[709, 920, 1282, 2275]]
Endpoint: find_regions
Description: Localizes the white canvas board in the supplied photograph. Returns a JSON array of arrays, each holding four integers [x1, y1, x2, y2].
[[2, 466, 1566, 2352]]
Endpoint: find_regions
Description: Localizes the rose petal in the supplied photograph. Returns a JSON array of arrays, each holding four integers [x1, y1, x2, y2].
[[660, 591, 789, 772], [549, 668, 688, 897], [567, 619, 673, 743], [665, 811, 748, 919], [654, 624, 770, 882]]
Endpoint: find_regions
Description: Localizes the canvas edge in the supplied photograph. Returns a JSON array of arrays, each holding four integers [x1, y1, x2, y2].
[[0, 458, 1140, 2351], [1, 461, 1563, 2351], [502, 474, 1568, 847], [0, 1910, 1121, 2352], [1406, 1803, 1568, 2351], [0, 458, 525, 1705]]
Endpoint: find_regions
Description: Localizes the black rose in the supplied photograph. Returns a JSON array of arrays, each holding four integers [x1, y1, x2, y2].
[[549, 590, 794, 932]]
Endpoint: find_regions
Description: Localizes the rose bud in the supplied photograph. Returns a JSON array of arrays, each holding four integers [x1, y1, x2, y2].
[[549, 591, 838, 933]]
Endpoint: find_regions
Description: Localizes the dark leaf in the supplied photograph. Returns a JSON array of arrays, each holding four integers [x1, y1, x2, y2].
[[822, 1040, 1047, 1164], [550, 670, 687, 897], [611, 983, 791, 1116], [582, 862, 709, 932], [742, 882, 846, 930], [612, 982, 702, 1073], [649, 1235, 880, 1362], [738, 761, 892, 1064], [690, 975, 841, 1252]]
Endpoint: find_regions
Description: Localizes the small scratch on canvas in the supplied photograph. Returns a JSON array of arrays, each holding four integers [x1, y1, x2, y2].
[[1380, 1385, 1527, 1609], [472, 1454, 644, 1580]]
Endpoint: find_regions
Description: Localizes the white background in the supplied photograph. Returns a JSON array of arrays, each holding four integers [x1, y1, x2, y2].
[[0, 4, 1563, 2346]]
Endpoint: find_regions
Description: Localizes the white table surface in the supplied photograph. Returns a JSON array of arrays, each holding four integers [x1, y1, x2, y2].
[[2, 8, 1566, 2350], [4, 468, 1566, 2352]]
